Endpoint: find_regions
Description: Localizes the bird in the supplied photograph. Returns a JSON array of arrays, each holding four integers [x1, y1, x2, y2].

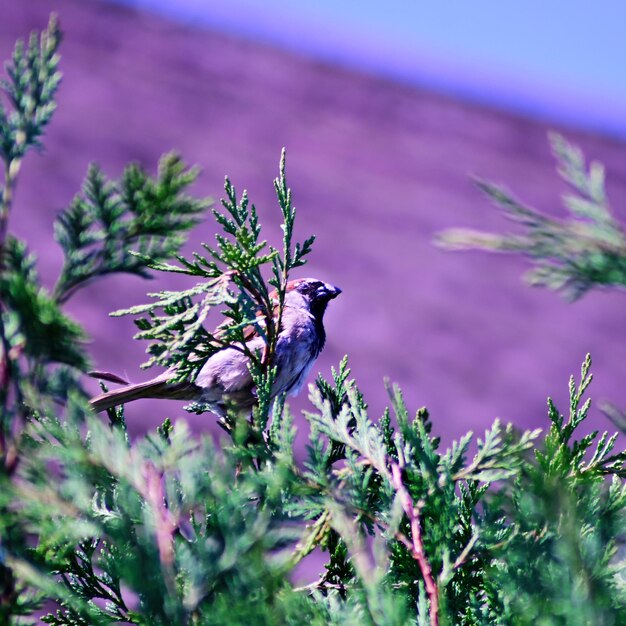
[[89, 278, 341, 417]]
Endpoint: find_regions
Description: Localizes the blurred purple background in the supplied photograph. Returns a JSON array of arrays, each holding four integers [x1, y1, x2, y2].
[[3, 0, 626, 448]]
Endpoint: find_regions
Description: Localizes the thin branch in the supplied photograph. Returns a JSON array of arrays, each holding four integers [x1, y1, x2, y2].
[[0, 158, 23, 259], [0, 306, 25, 475], [390, 462, 439, 626]]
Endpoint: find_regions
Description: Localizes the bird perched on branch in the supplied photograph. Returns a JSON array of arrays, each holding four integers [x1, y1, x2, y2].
[[90, 278, 341, 417]]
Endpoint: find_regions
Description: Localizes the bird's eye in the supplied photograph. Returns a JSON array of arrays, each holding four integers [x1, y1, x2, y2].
[[296, 281, 328, 297]]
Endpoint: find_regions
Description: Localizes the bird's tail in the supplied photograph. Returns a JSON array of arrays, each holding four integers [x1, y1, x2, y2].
[[90, 372, 198, 413]]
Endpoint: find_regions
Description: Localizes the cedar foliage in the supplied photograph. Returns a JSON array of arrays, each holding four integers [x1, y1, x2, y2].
[[2, 17, 626, 626], [436, 133, 626, 301]]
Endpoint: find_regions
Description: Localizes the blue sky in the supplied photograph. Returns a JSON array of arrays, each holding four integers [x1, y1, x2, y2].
[[110, 0, 626, 138]]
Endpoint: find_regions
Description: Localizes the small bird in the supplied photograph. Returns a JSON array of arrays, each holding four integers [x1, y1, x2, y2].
[[90, 278, 341, 417]]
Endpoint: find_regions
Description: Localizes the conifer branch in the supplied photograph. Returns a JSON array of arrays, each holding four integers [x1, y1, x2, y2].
[[53, 154, 210, 304], [436, 133, 626, 299], [0, 14, 61, 250]]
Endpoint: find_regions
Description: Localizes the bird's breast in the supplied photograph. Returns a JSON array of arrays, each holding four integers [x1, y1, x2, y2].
[[273, 314, 322, 396]]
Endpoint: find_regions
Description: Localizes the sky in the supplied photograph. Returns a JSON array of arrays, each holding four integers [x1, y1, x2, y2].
[[108, 0, 626, 139]]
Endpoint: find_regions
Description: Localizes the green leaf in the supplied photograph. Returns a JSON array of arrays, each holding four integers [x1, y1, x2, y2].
[[1, 237, 88, 369]]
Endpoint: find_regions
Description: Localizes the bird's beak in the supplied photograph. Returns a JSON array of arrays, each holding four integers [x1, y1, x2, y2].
[[324, 283, 342, 299]]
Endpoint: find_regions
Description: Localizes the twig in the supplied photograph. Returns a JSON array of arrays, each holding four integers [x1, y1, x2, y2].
[[234, 272, 275, 369], [140, 462, 178, 597], [452, 532, 479, 571], [0, 154, 22, 464], [0, 309, 24, 474], [0, 158, 21, 251], [390, 462, 439, 626]]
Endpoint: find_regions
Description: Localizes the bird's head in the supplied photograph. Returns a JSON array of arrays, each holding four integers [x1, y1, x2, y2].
[[283, 278, 342, 318]]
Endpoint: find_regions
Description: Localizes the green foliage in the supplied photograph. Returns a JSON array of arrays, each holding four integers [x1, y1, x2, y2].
[[2, 15, 626, 626], [296, 364, 545, 625], [2, 237, 88, 371], [481, 356, 626, 625], [14, 405, 309, 625], [436, 133, 626, 300], [0, 14, 61, 162], [0, 18, 213, 622], [0, 15, 61, 248], [54, 154, 210, 303]]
